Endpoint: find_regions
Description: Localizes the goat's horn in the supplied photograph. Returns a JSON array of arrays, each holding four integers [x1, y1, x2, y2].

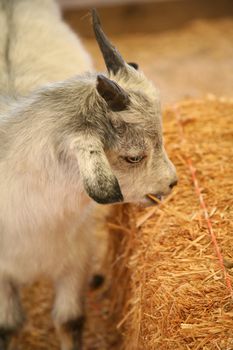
[[92, 9, 125, 75]]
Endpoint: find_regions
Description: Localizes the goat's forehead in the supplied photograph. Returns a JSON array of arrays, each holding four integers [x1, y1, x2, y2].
[[119, 96, 162, 133], [116, 122, 162, 150]]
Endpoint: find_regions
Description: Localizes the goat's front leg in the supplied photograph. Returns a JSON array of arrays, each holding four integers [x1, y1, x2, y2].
[[53, 268, 88, 350], [0, 279, 24, 350]]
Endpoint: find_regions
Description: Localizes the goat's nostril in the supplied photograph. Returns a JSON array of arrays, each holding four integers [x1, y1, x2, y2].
[[169, 180, 178, 189]]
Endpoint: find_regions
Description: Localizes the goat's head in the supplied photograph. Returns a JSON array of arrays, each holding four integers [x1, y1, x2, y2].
[[75, 10, 177, 205]]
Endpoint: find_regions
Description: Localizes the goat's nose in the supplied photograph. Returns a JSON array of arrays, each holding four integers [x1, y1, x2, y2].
[[169, 180, 178, 189]]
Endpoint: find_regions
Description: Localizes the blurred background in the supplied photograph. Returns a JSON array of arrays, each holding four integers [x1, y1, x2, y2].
[[59, 0, 233, 105]]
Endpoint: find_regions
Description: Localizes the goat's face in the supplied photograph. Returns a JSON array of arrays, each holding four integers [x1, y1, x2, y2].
[[77, 10, 177, 205], [104, 77, 177, 205]]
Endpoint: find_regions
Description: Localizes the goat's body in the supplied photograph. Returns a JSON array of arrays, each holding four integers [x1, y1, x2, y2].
[[0, 1, 99, 348], [0, 0, 94, 280], [0, 2, 177, 349], [0, 102, 92, 285]]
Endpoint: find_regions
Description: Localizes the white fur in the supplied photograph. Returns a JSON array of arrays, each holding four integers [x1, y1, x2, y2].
[[0, 0, 92, 95], [0, 0, 99, 344]]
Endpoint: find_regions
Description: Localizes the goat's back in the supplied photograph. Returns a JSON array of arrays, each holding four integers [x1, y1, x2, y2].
[[0, 0, 93, 97]]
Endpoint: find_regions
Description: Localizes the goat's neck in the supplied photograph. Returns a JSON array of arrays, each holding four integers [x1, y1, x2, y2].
[[0, 75, 102, 200]]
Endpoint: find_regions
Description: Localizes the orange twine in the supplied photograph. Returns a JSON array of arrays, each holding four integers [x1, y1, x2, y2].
[[173, 104, 233, 298]]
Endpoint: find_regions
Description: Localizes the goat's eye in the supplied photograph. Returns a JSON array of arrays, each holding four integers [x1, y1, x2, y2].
[[124, 155, 145, 164]]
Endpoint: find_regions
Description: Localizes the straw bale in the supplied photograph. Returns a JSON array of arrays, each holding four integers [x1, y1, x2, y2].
[[107, 98, 233, 350], [11, 98, 233, 350]]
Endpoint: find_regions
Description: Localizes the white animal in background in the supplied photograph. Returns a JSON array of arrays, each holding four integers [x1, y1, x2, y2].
[[0, 1, 177, 349]]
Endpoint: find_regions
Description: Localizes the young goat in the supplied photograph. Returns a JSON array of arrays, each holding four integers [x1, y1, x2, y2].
[[0, 1, 177, 349]]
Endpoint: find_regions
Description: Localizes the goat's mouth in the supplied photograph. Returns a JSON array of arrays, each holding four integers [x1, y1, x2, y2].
[[147, 193, 163, 204], [139, 193, 163, 207]]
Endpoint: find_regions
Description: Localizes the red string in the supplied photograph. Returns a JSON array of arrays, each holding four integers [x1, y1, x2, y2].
[[173, 104, 233, 297]]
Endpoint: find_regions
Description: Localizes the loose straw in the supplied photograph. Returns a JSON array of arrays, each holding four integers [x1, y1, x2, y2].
[[173, 103, 233, 298]]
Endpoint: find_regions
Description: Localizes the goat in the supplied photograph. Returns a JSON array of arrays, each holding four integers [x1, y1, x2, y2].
[[0, 1, 177, 349]]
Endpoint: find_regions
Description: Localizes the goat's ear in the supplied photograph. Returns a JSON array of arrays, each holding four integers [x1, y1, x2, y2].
[[128, 62, 139, 70], [96, 74, 130, 112], [74, 137, 123, 204]]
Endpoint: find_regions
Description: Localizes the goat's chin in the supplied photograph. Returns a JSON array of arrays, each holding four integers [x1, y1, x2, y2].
[[113, 193, 163, 208], [120, 197, 161, 208]]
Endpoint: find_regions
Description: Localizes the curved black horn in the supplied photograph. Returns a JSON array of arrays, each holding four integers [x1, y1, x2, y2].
[[92, 9, 125, 75]]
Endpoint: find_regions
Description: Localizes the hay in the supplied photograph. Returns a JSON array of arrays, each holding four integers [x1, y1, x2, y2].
[[11, 98, 233, 349], [107, 97, 233, 350]]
